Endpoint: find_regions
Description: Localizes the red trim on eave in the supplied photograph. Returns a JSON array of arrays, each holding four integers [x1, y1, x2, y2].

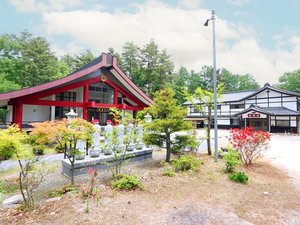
[[112, 57, 153, 105], [22, 99, 84, 107], [0, 53, 108, 101], [21, 77, 100, 101], [105, 80, 146, 107]]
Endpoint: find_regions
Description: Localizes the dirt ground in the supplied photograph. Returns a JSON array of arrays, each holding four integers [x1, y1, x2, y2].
[[1, 151, 300, 225]]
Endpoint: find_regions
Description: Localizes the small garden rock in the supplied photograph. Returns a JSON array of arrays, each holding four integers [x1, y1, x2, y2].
[[2, 194, 23, 206]]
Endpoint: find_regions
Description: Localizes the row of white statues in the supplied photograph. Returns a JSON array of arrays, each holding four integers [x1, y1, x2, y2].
[[75, 120, 144, 159]]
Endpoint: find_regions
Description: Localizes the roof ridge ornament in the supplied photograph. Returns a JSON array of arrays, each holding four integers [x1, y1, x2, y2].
[[264, 83, 270, 87]]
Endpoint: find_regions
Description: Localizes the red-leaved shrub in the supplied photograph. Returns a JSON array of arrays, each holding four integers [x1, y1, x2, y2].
[[228, 127, 270, 166]]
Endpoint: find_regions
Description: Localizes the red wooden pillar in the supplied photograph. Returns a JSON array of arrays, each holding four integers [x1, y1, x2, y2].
[[83, 84, 89, 120], [12, 101, 23, 128]]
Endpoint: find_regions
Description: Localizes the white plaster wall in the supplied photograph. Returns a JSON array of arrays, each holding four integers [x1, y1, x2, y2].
[[283, 101, 297, 110], [268, 91, 282, 97], [245, 99, 255, 104], [6, 105, 12, 123], [256, 90, 268, 98], [23, 105, 50, 123], [218, 118, 230, 125], [221, 105, 229, 112], [269, 102, 282, 107], [255, 103, 268, 107]]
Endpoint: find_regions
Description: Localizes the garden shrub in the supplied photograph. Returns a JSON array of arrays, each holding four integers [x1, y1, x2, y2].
[[171, 155, 201, 172], [32, 145, 45, 155], [48, 184, 77, 198], [54, 144, 64, 153], [111, 174, 144, 190], [229, 127, 270, 166], [229, 172, 249, 184], [223, 146, 240, 173], [171, 135, 199, 155], [162, 166, 176, 177]]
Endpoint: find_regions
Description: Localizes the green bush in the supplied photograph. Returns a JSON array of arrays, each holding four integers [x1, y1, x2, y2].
[[54, 144, 64, 153], [162, 166, 176, 177], [0, 143, 14, 160], [32, 145, 45, 155], [229, 172, 249, 184], [223, 147, 240, 173], [48, 184, 77, 198], [171, 135, 199, 155], [111, 174, 144, 190], [171, 155, 201, 172], [142, 133, 165, 147]]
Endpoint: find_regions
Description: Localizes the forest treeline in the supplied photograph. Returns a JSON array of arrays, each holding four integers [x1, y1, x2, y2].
[[1, 31, 299, 102]]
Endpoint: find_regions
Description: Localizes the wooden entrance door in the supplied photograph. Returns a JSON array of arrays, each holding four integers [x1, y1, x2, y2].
[[246, 118, 268, 131]]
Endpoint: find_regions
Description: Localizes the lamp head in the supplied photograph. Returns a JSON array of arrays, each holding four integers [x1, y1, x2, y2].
[[204, 19, 210, 26]]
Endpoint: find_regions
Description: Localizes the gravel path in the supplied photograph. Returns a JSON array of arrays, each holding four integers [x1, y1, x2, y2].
[[0, 153, 64, 171]]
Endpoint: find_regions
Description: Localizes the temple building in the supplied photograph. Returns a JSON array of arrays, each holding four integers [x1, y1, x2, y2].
[[184, 83, 300, 133], [0, 53, 153, 128]]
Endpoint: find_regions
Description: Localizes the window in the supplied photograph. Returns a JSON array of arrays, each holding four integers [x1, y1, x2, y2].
[[190, 106, 199, 113], [230, 104, 244, 109], [88, 82, 113, 104], [55, 92, 76, 119], [276, 120, 289, 127]]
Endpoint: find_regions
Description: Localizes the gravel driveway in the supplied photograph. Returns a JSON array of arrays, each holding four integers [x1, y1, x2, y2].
[[196, 129, 300, 191]]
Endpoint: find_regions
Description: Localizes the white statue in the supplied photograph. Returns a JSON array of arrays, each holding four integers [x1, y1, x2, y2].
[[116, 123, 125, 152], [136, 123, 144, 150], [136, 124, 143, 143], [126, 121, 135, 151], [104, 120, 113, 154], [90, 119, 101, 157], [75, 139, 86, 160]]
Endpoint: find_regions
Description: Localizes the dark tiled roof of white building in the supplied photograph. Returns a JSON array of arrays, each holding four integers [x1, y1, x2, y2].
[[235, 105, 300, 116]]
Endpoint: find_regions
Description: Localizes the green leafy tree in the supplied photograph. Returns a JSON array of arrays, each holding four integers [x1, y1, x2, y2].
[[221, 68, 259, 91], [143, 88, 192, 162], [277, 69, 300, 93], [197, 66, 259, 92], [60, 50, 96, 73], [184, 85, 224, 155], [0, 31, 60, 88], [140, 40, 175, 97], [0, 73, 21, 93], [121, 42, 140, 79], [0, 125, 48, 209]]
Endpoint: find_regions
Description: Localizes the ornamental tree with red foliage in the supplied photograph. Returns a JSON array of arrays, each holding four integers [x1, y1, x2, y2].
[[228, 127, 270, 166]]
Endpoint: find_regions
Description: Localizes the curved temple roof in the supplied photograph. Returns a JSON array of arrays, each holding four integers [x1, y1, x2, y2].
[[0, 53, 153, 107]]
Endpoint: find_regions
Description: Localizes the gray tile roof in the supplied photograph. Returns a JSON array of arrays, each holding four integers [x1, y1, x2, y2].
[[234, 105, 300, 116], [183, 83, 300, 105]]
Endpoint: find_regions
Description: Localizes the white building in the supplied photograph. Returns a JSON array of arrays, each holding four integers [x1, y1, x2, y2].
[[184, 83, 300, 133]]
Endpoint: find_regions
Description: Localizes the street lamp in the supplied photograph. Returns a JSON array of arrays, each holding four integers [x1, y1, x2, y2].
[[204, 10, 218, 162]]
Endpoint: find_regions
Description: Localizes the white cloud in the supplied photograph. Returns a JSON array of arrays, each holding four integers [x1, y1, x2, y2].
[[178, 0, 203, 9], [227, 0, 250, 6], [11, 0, 300, 86], [9, 0, 83, 13]]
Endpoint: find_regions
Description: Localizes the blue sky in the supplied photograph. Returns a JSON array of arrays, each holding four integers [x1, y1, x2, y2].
[[1, 0, 300, 85]]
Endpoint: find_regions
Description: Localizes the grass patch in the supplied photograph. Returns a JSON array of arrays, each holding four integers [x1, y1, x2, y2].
[[229, 171, 249, 184], [171, 155, 201, 172], [0, 179, 19, 194], [111, 174, 144, 190], [48, 184, 77, 198]]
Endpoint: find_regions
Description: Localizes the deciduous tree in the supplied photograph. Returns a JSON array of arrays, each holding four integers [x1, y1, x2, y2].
[[277, 69, 300, 93]]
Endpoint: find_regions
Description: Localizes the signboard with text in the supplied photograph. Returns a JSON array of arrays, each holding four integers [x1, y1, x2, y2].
[[242, 111, 267, 119]]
